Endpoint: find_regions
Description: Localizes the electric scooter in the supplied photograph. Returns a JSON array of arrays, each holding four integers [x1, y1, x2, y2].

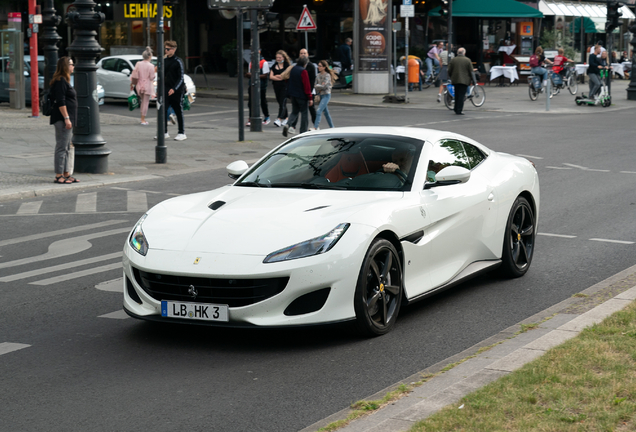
[[575, 69, 611, 107]]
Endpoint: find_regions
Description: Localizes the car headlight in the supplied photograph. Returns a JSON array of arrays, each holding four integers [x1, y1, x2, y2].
[[129, 214, 149, 256], [264, 223, 350, 263]]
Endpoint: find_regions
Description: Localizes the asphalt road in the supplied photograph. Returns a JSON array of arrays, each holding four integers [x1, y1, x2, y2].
[[1, 99, 635, 431]]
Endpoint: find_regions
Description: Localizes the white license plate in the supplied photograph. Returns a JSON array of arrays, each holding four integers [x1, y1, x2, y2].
[[161, 301, 229, 322]]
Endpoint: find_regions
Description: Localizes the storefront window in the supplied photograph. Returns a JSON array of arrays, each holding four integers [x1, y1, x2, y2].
[[101, 21, 129, 56]]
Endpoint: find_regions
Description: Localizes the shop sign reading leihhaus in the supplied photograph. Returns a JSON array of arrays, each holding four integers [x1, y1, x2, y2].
[[113, 2, 172, 20]]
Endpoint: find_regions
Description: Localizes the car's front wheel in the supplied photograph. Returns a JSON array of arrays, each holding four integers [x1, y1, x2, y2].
[[500, 196, 536, 278], [354, 238, 403, 336]]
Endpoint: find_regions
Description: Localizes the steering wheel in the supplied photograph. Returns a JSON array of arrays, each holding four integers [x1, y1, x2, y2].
[[375, 168, 408, 183]]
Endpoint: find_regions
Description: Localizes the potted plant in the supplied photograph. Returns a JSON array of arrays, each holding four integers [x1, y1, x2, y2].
[[222, 40, 238, 77]]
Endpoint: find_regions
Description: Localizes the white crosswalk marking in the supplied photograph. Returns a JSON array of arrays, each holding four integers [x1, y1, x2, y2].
[[17, 201, 42, 215], [96, 277, 123, 292], [76, 192, 97, 213], [29, 262, 123, 285], [98, 310, 129, 319], [0, 342, 31, 356], [0, 252, 122, 283], [0, 220, 128, 247], [127, 191, 148, 213], [0, 228, 130, 270]]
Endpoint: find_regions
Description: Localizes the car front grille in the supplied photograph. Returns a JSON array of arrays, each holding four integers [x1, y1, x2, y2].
[[132, 267, 289, 307]]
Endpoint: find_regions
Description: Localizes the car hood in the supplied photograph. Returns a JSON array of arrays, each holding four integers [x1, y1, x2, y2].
[[141, 186, 401, 255]]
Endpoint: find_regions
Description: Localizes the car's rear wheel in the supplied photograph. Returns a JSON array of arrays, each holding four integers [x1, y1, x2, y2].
[[354, 238, 403, 336], [500, 196, 536, 278]]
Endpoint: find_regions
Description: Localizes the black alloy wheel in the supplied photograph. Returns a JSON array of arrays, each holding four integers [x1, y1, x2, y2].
[[354, 238, 403, 336], [500, 196, 536, 278]]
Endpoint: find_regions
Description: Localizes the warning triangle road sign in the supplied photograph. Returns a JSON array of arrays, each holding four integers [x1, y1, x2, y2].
[[296, 6, 317, 31]]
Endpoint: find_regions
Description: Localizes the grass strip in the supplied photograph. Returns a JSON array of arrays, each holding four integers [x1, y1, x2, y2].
[[410, 301, 636, 431]]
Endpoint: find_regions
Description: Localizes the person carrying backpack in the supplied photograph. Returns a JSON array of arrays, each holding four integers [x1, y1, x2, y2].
[[530, 46, 552, 85]]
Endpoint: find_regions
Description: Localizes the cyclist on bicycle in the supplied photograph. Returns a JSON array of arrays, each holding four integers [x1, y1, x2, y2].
[[425, 42, 443, 82], [437, 44, 453, 103], [552, 48, 573, 78], [530, 46, 552, 86]]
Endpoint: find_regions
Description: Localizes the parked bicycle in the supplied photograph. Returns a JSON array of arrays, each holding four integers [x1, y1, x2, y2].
[[443, 81, 486, 110]]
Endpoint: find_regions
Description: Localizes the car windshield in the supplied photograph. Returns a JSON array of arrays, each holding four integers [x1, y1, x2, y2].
[[236, 133, 423, 191]]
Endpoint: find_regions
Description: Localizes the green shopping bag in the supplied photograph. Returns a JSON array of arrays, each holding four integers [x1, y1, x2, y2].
[[183, 93, 192, 111], [128, 91, 140, 111]]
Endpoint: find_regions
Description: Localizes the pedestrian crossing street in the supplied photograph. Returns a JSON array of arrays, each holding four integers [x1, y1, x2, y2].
[[1, 187, 180, 216]]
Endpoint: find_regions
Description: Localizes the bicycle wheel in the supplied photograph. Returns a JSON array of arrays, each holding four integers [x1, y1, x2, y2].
[[567, 74, 578, 95], [422, 76, 432, 89], [528, 85, 538, 101], [551, 84, 559, 97], [444, 90, 454, 110], [470, 85, 486, 107]]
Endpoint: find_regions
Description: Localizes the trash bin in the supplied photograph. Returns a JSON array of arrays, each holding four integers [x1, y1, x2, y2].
[[408, 58, 419, 85]]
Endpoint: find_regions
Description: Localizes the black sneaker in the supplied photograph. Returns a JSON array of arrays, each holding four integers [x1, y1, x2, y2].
[[282, 125, 289, 137]]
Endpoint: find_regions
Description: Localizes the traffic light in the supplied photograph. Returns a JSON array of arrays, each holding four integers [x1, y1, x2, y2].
[[606, 1, 622, 32], [440, 0, 448, 17]]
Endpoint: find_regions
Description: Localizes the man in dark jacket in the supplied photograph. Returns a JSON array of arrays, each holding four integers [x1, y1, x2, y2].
[[163, 40, 187, 140], [299, 48, 317, 125], [339, 38, 353, 71], [282, 56, 314, 137], [447, 47, 473, 115], [587, 45, 602, 100]]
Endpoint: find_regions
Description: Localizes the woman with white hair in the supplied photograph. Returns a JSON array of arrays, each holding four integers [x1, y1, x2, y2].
[[130, 46, 156, 125]]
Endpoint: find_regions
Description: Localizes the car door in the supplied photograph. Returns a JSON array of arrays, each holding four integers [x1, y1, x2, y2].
[[419, 139, 494, 289], [97, 58, 131, 98], [112, 59, 133, 97]]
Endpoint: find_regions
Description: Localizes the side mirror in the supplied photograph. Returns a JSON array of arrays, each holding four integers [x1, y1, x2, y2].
[[425, 166, 470, 189], [121, 68, 131, 76], [227, 160, 249, 180]]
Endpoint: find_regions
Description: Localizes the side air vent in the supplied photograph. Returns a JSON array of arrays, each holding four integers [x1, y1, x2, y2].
[[401, 230, 424, 244], [209, 200, 226, 210], [305, 205, 331, 212]]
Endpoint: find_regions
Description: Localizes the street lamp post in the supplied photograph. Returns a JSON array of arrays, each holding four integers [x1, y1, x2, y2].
[[41, 0, 62, 91], [627, 22, 636, 101], [66, 0, 110, 173]]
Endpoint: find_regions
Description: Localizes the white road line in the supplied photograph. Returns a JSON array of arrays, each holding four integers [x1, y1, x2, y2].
[[17, 201, 42, 215], [0, 220, 128, 248], [0, 342, 31, 356], [0, 252, 122, 283], [516, 154, 543, 160], [96, 277, 123, 292], [589, 238, 635, 245], [75, 192, 97, 213], [127, 191, 148, 213], [110, 187, 131, 191], [538, 233, 577, 238], [546, 166, 572, 170], [0, 228, 130, 270], [620, 171, 636, 174], [562, 163, 587, 169], [98, 310, 129, 319], [29, 262, 123, 285], [586, 169, 611, 172]]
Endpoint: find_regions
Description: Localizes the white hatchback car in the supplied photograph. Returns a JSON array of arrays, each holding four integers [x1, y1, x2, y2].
[[96, 54, 196, 102]]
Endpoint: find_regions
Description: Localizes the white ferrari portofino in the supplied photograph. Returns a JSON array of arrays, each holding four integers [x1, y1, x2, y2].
[[123, 127, 539, 336]]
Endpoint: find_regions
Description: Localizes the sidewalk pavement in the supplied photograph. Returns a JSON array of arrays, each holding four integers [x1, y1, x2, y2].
[[1, 74, 635, 431]]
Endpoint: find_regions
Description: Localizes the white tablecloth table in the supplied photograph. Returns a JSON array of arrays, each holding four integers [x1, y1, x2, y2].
[[611, 63, 625, 78], [621, 61, 632, 72], [489, 66, 519, 84], [575, 64, 589, 75], [497, 44, 516, 56]]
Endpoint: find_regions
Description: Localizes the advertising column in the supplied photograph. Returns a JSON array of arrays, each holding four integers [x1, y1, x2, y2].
[[355, 0, 391, 94]]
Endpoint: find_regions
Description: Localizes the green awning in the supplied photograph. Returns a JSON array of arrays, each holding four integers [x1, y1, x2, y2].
[[569, 16, 620, 34], [430, 0, 544, 18]]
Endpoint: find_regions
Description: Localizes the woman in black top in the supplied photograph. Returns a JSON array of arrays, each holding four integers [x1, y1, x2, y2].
[[269, 50, 291, 127], [50, 56, 79, 184]]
